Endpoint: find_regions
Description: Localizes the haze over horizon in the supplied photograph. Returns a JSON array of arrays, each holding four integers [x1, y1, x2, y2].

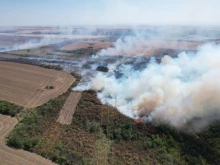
[[1, 0, 220, 27]]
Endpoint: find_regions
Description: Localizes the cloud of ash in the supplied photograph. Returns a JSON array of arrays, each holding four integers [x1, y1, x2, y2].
[[74, 43, 220, 132]]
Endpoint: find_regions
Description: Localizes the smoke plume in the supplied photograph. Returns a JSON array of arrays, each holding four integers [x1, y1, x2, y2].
[[98, 36, 199, 57], [0, 36, 64, 53], [75, 43, 220, 132]]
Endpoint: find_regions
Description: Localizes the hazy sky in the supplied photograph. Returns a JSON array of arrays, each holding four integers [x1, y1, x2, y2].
[[1, 0, 220, 26]]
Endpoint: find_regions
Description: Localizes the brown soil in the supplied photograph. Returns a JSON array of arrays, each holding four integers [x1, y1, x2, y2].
[[57, 91, 82, 125], [0, 61, 75, 108], [0, 114, 56, 165], [0, 53, 20, 59]]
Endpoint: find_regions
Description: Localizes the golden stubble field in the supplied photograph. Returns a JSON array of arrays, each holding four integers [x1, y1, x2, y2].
[[0, 61, 75, 108]]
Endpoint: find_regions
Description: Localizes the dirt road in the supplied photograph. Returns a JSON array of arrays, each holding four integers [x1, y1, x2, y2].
[[57, 91, 82, 125]]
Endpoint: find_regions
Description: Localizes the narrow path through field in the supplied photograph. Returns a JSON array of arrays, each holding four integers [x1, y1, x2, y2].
[[0, 114, 56, 165], [57, 91, 82, 125]]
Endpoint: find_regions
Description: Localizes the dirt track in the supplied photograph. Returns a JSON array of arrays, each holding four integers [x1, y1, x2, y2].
[[0, 114, 56, 165], [57, 91, 82, 125], [0, 61, 75, 108]]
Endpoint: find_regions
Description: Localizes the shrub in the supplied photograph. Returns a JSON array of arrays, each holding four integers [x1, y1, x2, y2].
[[0, 101, 22, 117]]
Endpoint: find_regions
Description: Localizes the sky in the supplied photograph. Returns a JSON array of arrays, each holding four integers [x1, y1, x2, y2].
[[1, 0, 220, 26]]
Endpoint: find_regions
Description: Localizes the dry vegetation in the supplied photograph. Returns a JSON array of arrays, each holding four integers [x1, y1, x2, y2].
[[0, 61, 75, 108], [60, 41, 112, 51], [56, 40, 113, 58], [0, 114, 56, 165]]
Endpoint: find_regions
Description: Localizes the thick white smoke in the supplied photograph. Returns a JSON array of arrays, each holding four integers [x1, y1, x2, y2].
[[98, 36, 199, 57], [98, 36, 150, 56], [75, 43, 220, 132]]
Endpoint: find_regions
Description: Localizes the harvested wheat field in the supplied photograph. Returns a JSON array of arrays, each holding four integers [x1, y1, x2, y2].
[[57, 91, 82, 125], [0, 114, 56, 165], [0, 61, 75, 108]]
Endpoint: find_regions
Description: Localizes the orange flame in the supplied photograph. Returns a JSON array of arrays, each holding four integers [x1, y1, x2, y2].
[[134, 119, 142, 124]]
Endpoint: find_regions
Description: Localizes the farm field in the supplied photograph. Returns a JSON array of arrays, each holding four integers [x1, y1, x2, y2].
[[8, 39, 202, 59], [0, 35, 41, 47], [60, 41, 113, 51], [0, 61, 75, 108], [0, 53, 20, 59], [57, 91, 82, 125], [0, 114, 56, 165], [59, 39, 206, 57]]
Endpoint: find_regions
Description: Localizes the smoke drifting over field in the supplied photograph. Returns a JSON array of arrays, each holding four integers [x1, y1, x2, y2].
[[0, 36, 63, 53], [99, 36, 149, 56], [75, 43, 220, 132]]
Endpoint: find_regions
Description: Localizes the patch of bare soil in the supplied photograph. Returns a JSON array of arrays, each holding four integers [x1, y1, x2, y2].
[[57, 91, 82, 125]]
